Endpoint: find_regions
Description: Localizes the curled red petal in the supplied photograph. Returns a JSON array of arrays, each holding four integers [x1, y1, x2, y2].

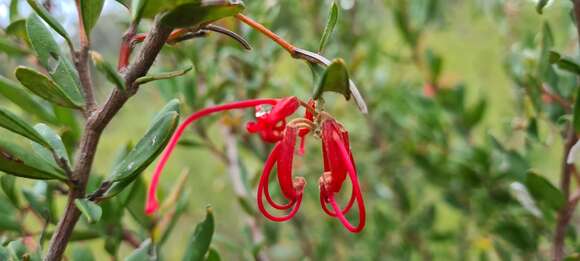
[[262, 143, 295, 210], [277, 126, 300, 200], [327, 131, 366, 232], [257, 159, 302, 222], [146, 98, 279, 215]]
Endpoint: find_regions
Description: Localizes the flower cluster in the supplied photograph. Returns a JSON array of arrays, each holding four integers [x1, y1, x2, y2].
[[146, 97, 365, 233]]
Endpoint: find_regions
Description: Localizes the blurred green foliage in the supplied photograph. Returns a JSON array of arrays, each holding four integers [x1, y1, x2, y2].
[[0, 0, 579, 260]]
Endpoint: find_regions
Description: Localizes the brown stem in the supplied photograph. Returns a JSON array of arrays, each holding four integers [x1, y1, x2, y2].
[[221, 126, 269, 261], [74, 0, 96, 114], [553, 2, 580, 260], [44, 16, 172, 261]]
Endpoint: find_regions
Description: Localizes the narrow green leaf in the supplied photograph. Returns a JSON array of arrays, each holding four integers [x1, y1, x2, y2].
[[525, 172, 564, 211], [80, 0, 105, 36], [25, 0, 73, 47], [125, 239, 153, 261], [549, 51, 580, 75], [26, 14, 85, 106], [131, 0, 150, 24], [0, 175, 20, 207], [161, 0, 245, 28], [150, 98, 181, 125], [574, 87, 580, 134], [318, 1, 339, 53], [9, 0, 19, 22], [0, 107, 49, 147], [0, 138, 66, 180], [34, 123, 70, 167], [536, 0, 550, 14], [0, 76, 55, 123], [107, 111, 179, 182], [493, 220, 538, 251], [313, 58, 350, 100], [15, 66, 82, 108], [136, 66, 193, 85], [90, 51, 125, 91], [183, 207, 215, 261], [74, 199, 102, 224], [22, 181, 55, 222], [115, 0, 130, 8]]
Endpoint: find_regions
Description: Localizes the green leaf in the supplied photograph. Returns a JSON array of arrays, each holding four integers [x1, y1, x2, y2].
[[74, 199, 102, 224], [493, 220, 537, 251], [0, 37, 28, 57], [25, 0, 73, 48], [525, 172, 564, 211], [0, 76, 56, 123], [536, 0, 549, 14], [150, 98, 181, 125], [15, 66, 82, 108], [26, 14, 85, 106], [182, 207, 215, 261], [160, 0, 245, 28], [125, 239, 153, 261], [574, 86, 580, 134], [23, 181, 54, 221], [125, 177, 154, 229], [131, 0, 150, 24], [425, 49, 442, 83], [80, 0, 105, 36], [90, 51, 125, 91], [6, 19, 28, 42], [0, 107, 49, 147], [549, 51, 580, 75], [9, 0, 19, 22], [34, 123, 70, 168], [205, 248, 221, 261], [1, 175, 20, 207], [318, 1, 339, 53], [313, 58, 350, 100], [136, 66, 193, 85], [7, 239, 28, 260], [107, 111, 179, 182], [0, 138, 66, 180], [115, 0, 130, 8]]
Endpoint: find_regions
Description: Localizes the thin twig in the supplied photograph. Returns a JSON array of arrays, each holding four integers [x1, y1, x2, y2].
[[44, 15, 172, 261]]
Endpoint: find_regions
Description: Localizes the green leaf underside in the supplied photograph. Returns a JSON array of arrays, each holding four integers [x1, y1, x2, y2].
[[0, 138, 66, 180], [107, 111, 179, 182], [75, 199, 102, 224], [80, 0, 105, 35], [0, 107, 49, 147], [0, 76, 56, 123], [136, 66, 193, 85], [25, 0, 72, 46], [26, 14, 85, 106], [318, 1, 339, 53], [160, 1, 245, 28], [34, 123, 70, 167], [182, 207, 214, 261], [313, 58, 351, 100], [15, 66, 82, 108]]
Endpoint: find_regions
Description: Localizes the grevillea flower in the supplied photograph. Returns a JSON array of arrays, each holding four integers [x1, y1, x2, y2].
[[146, 97, 366, 233]]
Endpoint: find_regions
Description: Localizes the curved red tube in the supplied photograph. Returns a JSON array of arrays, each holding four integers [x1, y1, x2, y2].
[[146, 99, 279, 215]]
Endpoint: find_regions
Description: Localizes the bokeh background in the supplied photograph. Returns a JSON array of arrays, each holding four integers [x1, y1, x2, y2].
[[0, 0, 579, 260]]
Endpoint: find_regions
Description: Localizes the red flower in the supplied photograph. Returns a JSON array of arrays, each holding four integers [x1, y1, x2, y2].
[[317, 117, 366, 233], [146, 97, 366, 233], [246, 97, 300, 143]]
